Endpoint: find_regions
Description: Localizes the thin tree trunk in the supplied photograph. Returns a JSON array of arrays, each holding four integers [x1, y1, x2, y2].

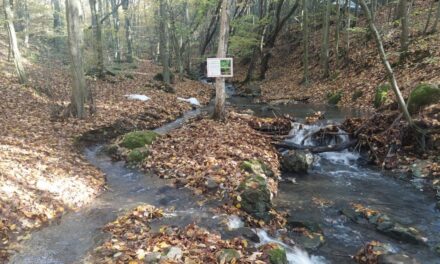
[[302, 0, 309, 85], [345, 0, 351, 61], [335, 0, 341, 69], [213, 0, 230, 121], [423, 0, 435, 34], [431, 0, 440, 32], [359, 0, 413, 126], [23, 0, 30, 48], [66, 0, 90, 118], [89, 0, 105, 76], [321, 0, 331, 78], [159, 0, 170, 83], [122, 0, 133, 63], [399, 0, 409, 56], [4, 0, 27, 84], [110, 0, 121, 62]]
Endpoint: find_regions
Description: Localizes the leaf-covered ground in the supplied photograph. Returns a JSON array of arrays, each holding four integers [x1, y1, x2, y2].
[[0, 60, 212, 261], [145, 112, 280, 199], [91, 204, 277, 264]]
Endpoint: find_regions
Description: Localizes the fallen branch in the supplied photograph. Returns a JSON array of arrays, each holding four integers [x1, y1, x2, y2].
[[273, 140, 357, 153]]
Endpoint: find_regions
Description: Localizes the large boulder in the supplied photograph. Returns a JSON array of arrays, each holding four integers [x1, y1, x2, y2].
[[407, 84, 440, 114], [216, 249, 241, 263], [281, 150, 314, 173], [239, 175, 272, 222], [241, 159, 274, 178], [267, 246, 288, 264]]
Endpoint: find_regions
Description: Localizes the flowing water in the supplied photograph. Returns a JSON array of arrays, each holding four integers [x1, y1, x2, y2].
[[9, 85, 440, 263]]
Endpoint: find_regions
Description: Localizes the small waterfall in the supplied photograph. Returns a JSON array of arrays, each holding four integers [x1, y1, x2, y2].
[[256, 230, 327, 264], [286, 122, 359, 167]]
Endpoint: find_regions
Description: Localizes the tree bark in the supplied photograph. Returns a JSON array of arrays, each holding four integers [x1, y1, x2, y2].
[[213, 0, 230, 121], [399, 0, 409, 56], [122, 0, 133, 63], [4, 0, 27, 84], [359, 0, 413, 126], [321, 0, 331, 78], [431, 0, 440, 33], [66, 0, 91, 118], [302, 0, 309, 85], [110, 0, 121, 62], [159, 0, 171, 84], [89, 0, 105, 76]]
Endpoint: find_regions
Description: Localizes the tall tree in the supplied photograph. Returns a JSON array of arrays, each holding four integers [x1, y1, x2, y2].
[[110, 0, 121, 62], [358, 0, 413, 126], [431, 0, 440, 33], [3, 0, 27, 84], [213, 0, 230, 121], [398, 0, 409, 56], [159, 0, 171, 83], [122, 0, 133, 63], [321, 0, 331, 78], [89, 0, 105, 76], [66, 0, 91, 118], [302, 0, 309, 85]]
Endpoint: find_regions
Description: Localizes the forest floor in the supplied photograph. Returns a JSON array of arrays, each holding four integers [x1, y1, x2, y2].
[[234, 0, 440, 109], [0, 60, 211, 262]]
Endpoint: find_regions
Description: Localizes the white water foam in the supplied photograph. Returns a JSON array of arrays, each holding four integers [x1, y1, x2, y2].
[[227, 215, 245, 229], [125, 94, 150, 101], [256, 229, 327, 264], [177, 97, 201, 106]]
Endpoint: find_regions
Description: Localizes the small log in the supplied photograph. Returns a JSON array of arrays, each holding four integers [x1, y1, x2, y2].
[[273, 140, 358, 153]]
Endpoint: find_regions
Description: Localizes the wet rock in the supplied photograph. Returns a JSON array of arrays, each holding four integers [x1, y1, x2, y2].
[[293, 232, 325, 251], [222, 227, 260, 243], [165, 246, 183, 261], [411, 159, 431, 178], [216, 248, 241, 263], [144, 252, 161, 263], [436, 201, 440, 211], [267, 246, 288, 264], [339, 207, 367, 224], [239, 175, 272, 221], [287, 217, 322, 233], [102, 144, 119, 156], [377, 253, 420, 264], [241, 159, 274, 178], [120, 131, 159, 149], [377, 223, 425, 245], [205, 177, 219, 190], [435, 243, 440, 255], [281, 150, 314, 173], [407, 83, 440, 114]]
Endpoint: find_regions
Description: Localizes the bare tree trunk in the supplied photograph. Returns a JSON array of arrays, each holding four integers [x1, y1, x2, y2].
[[423, 0, 435, 34], [159, 0, 170, 83], [335, 0, 341, 69], [345, 0, 351, 61], [431, 0, 440, 32], [302, 0, 309, 85], [213, 0, 230, 121], [122, 0, 133, 63], [399, 0, 409, 56], [4, 0, 27, 84], [359, 0, 413, 126], [66, 0, 91, 118], [89, 0, 105, 76], [321, 0, 331, 78], [110, 0, 121, 62]]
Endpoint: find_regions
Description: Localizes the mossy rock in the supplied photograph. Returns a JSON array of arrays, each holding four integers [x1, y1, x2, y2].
[[127, 148, 149, 163], [102, 144, 119, 156], [239, 175, 272, 221], [268, 247, 288, 264], [352, 90, 363, 101], [407, 84, 440, 114], [374, 84, 390, 108], [327, 91, 343, 105], [216, 249, 241, 263], [240, 159, 274, 177], [120, 131, 159, 149]]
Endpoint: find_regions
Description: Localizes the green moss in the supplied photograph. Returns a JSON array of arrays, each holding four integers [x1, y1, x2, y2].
[[374, 84, 390, 108], [240, 159, 274, 177], [103, 144, 119, 156], [407, 83, 440, 114], [127, 148, 149, 163], [268, 247, 288, 264], [120, 131, 159, 149], [352, 90, 363, 101], [327, 91, 343, 105]]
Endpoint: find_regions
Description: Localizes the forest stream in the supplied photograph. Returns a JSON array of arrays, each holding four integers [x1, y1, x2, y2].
[[9, 85, 440, 264]]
